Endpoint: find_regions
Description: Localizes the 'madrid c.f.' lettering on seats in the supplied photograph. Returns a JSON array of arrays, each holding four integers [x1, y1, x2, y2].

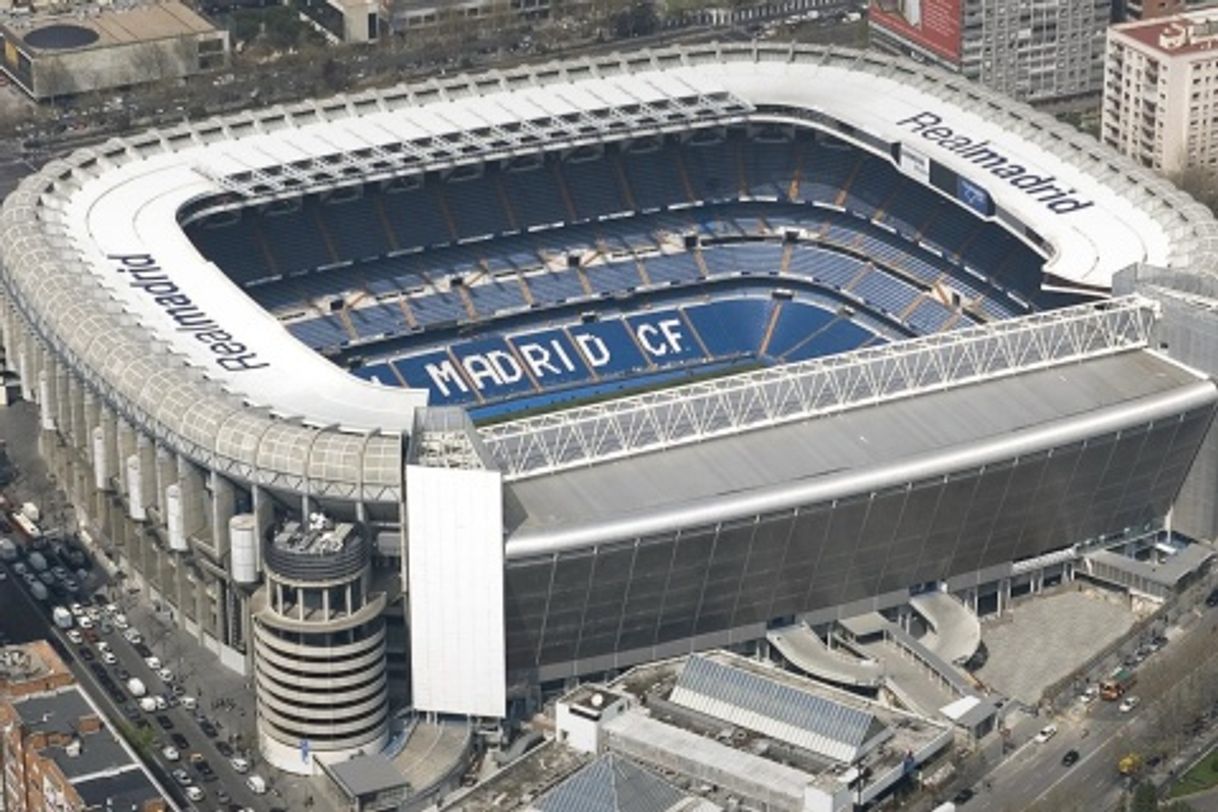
[[898, 112, 1094, 215]]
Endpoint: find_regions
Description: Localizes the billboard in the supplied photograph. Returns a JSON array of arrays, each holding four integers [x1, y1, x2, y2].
[[956, 176, 993, 217], [870, 0, 962, 63]]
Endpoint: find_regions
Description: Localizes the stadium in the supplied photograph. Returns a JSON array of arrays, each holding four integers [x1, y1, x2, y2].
[[4, 41, 1218, 776]]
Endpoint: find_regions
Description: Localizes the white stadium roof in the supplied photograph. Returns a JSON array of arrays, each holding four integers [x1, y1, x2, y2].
[[3, 42, 1216, 497]]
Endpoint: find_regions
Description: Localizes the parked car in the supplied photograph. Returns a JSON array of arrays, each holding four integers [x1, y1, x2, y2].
[[1120, 696, 1141, 713], [155, 714, 174, 730], [171, 768, 192, 786], [161, 745, 180, 761], [1206, 588, 1218, 608]]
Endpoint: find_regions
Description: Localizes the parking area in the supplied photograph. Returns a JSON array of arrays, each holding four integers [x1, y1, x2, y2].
[[974, 586, 1137, 705]]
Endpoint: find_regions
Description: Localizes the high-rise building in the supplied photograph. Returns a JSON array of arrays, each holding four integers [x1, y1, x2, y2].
[[869, 0, 1110, 104], [1102, 8, 1218, 173], [1115, 0, 1186, 22]]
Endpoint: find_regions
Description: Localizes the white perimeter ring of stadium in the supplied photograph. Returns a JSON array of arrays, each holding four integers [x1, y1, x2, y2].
[[3, 42, 1218, 772]]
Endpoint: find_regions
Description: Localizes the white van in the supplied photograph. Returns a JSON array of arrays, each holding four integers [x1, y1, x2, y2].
[[246, 774, 267, 794]]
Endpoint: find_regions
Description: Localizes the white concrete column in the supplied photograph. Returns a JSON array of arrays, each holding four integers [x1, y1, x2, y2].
[[210, 474, 236, 559]]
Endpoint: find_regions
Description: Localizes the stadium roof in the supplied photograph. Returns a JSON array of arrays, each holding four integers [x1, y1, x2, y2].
[[4, 42, 1216, 498], [504, 347, 1216, 554]]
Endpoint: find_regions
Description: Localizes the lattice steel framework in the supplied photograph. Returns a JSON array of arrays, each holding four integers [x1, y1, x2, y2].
[[195, 91, 751, 204], [481, 296, 1160, 480]]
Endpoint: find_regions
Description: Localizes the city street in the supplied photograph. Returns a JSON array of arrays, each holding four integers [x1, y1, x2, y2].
[[1, 548, 276, 811], [959, 606, 1218, 812]]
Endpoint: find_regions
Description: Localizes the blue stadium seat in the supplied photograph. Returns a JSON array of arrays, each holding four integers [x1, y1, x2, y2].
[[642, 253, 701, 285], [320, 195, 394, 260], [503, 164, 572, 228], [563, 156, 627, 220], [261, 205, 334, 273], [443, 176, 511, 240], [620, 145, 687, 211], [380, 184, 453, 249], [682, 299, 773, 357], [189, 215, 271, 283], [764, 302, 837, 358]]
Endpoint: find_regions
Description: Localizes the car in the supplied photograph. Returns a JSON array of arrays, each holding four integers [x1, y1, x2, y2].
[[155, 714, 174, 730], [1081, 686, 1098, 704], [1207, 588, 1218, 608], [952, 788, 975, 804], [144, 656, 161, 670], [104, 602, 118, 615], [229, 756, 250, 774], [154, 695, 168, 711], [1062, 749, 1080, 766], [122, 628, 141, 645], [115, 667, 131, 681], [181, 695, 198, 712], [77, 615, 93, 629], [38, 571, 54, 586], [133, 643, 152, 658], [78, 648, 94, 662], [171, 768, 192, 786], [12, 562, 26, 576], [184, 786, 204, 801], [1034, 724, 1058, 744], [113, 614, 129, 630], [69, 602, 85, 616], [199, 720, 218, 738], [1120, 696, 1141, 713], [214, 740, 232, 757], [122, 704, 140, 721], [161, 745, 180, 761], [170, 733, 189, 749], [101, 651, 117, 665], [216, 788, 231, 804], [156, 667, 174, 683], [96, 641, 110, 654], [66, 629, 83, 645], [51, 566, 67, 580], [88, 662, 106, 678]]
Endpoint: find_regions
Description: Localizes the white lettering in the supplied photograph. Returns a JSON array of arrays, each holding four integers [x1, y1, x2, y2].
[[574, 333, 612, 368], [518, 342, 561, 378], [425, 360, 469, 398], [462, 355, 502, 390], [486, 350, 524, 384]]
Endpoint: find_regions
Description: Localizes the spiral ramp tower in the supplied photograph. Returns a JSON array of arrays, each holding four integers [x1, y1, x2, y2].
[[252, 516, 389, 774]]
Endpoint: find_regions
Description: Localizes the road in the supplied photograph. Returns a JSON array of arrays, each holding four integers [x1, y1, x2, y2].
[[961, 607, 1218, 812], [0, 554, 275, 812]]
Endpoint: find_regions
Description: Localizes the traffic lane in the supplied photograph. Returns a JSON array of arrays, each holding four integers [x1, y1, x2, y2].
[[0, 561, 191, 810], [101, 607, 268, 809], [967, 718, 1121, 811]]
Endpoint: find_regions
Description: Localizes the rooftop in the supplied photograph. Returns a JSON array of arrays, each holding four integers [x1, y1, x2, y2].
[[72, 766, 163, 811], [0, 640, 69, 688], [326, 753, 409, 798], [530, 753, 699, 812], [1114, 8, 1218, 57], [1, 1, 217, 50], [12, 686, 93, 733], [45, 730, 132, 781], [270, 516, 359, 555], [504, 347, 1214, 554], [604, 651, 951, 788]]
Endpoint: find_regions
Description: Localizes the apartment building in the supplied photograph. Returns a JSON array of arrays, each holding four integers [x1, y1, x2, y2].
[[869, 0, 1110, 104], [0, 643, 167, 812], [1103, 8, 1218, 172]]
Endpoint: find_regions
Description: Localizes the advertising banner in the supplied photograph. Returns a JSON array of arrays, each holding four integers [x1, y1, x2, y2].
[[871, 0, 962, 62]]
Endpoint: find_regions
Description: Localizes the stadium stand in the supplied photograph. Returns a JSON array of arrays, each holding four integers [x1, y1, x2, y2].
[[186, 127, 1046, 415]]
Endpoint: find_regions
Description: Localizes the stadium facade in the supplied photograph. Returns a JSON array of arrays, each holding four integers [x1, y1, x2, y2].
[[3, 42, 1218, 774]]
